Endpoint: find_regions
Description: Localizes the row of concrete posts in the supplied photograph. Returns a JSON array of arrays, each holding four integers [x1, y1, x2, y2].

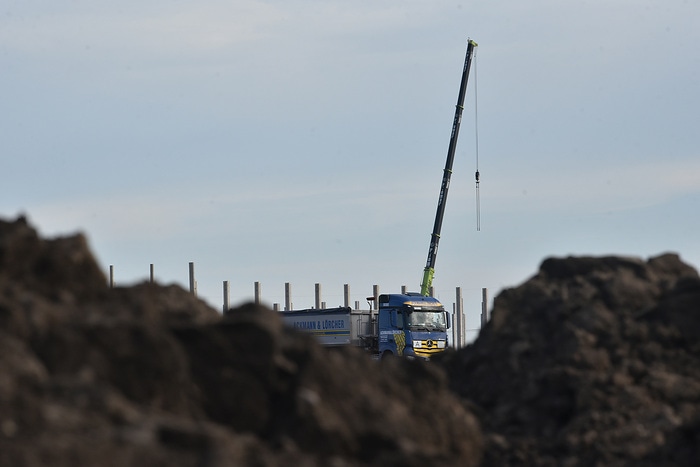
[[109, 262, 491, 348]]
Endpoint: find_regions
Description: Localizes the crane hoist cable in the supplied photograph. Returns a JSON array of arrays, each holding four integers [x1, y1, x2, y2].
[[473, 47, 481, 232]]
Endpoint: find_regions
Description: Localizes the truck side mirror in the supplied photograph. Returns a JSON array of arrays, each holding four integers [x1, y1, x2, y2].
[[446, 312, 451, 329]]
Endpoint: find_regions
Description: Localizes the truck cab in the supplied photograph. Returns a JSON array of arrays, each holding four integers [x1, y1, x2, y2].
[[378, 293, 450, 359]]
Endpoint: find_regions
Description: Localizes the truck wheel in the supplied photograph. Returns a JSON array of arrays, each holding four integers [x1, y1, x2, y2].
[[381, 351, 394, 360]]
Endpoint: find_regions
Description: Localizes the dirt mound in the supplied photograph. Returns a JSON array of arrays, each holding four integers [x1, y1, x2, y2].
[[437, 253, 700, 466], [6, 213, 700, 466], [0, 216, 482, 466]]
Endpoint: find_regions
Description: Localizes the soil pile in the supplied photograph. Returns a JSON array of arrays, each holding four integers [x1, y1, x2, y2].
[[0, 216, 482, 467], [4, 214, 700, 466], [437, 253, 700, 466]]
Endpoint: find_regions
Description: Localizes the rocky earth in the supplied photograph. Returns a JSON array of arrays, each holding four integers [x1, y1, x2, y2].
[[1, 215, 700, 466], [437, 253, 700, 466], [0, 216, 481, 467]]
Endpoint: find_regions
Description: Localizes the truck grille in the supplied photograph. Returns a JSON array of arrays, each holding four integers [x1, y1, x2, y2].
[[413, 339, 446, 357]]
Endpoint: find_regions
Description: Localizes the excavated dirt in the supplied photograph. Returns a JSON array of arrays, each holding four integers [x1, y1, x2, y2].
[[0, 216, 481, 467], [2, 214, 700, 466], [436, 253, 700, 466]]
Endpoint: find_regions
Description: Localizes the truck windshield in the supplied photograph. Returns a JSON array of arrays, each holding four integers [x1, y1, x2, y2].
[[407, 311, 446, 332]]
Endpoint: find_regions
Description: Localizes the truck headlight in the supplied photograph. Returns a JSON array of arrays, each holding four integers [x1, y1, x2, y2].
[[437, 340, 446, 349], [413, 340, 422, 349]]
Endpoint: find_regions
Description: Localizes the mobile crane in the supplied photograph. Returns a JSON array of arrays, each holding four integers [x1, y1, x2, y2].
[[281, 40, 478, 359], [421, 39, 478, 296]]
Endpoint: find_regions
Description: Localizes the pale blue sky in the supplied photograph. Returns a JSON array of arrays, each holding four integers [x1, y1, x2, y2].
[[3, 1, 699, 336]]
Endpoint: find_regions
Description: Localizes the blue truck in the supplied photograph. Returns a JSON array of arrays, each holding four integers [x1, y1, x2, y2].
[[280, 292, 450, 359]]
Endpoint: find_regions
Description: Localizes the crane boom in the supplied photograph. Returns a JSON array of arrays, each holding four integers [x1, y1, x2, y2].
[[420, 39, 478, 296]]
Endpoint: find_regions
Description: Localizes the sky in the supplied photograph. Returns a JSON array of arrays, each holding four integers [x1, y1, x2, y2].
[[2, 0, 699, 339]]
